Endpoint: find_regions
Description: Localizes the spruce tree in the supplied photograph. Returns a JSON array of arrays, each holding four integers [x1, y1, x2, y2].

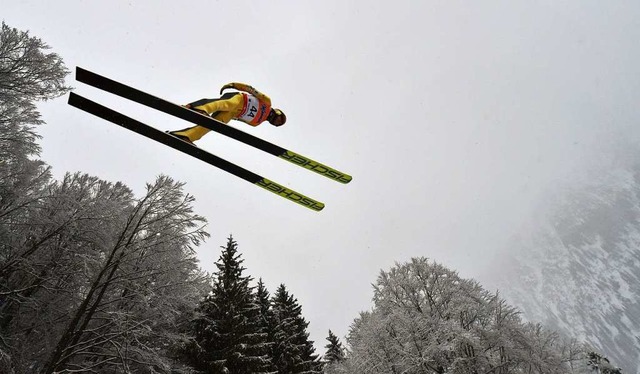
[[271, 284, 322, 374], [255, 279, 277, 373], [323, 330, 345, 364], [255, 279, 273, 333], [189, 236, 272, 373]]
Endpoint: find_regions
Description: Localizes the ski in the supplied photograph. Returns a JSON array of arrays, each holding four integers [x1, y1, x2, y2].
[[75, 67, 352, 184], [67, 92, 325, 212]]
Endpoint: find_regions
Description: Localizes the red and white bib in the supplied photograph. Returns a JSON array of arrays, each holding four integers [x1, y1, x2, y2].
[[236, 93, 271, 126]]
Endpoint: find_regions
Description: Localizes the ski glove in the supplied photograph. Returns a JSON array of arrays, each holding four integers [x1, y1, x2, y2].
[[220, 83, 235, 95]]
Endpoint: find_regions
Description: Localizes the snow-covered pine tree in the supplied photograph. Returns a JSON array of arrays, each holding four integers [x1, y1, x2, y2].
[[322, 330, 346, 374], [255, 279, 272, 330], [324, 330, 345, 364], [271, 284, 322, 374], [255, 279, 277, 373], [189, 236, 272, 373]]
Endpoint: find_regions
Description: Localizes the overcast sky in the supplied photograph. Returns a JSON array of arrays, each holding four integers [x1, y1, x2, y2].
[[4, 0, 640, 350]]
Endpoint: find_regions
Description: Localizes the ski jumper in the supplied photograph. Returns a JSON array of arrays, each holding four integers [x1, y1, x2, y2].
[[172, 83, 272, 142]]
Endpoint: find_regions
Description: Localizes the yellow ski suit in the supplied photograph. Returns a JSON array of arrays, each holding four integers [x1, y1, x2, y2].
[[171, 82, 273, 142]]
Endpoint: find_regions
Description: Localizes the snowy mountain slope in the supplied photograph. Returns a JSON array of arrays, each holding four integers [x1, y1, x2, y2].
[[490, 165, 640, 373]]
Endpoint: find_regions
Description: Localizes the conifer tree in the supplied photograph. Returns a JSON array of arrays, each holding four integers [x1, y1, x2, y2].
[[271, 284, 322, 374], [588, 352, 623, 374], [323, 330, 345, 364], [255, 279, 273, 333], [255, 279, 277, 373], [322, 330, 346, 374], [189, 236, 272, 373]]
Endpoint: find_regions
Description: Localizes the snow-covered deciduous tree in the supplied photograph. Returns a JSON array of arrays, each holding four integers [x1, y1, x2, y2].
[[0, 21, 68, 288], [0, 21, 69, 163], [0, 21, 69, 104], [340, 257, 613, 374], [2, 172, 210, 373], [2, 174, 132, 369], [35, 175, 209, 374], [0, 21, 68, 373]]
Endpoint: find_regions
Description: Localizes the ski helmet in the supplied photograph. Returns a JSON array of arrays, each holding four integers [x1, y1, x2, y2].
[[268, 108, 286, 127]]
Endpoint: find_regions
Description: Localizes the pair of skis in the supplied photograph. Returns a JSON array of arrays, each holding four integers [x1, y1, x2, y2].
[[68, 67, 351, 211]]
